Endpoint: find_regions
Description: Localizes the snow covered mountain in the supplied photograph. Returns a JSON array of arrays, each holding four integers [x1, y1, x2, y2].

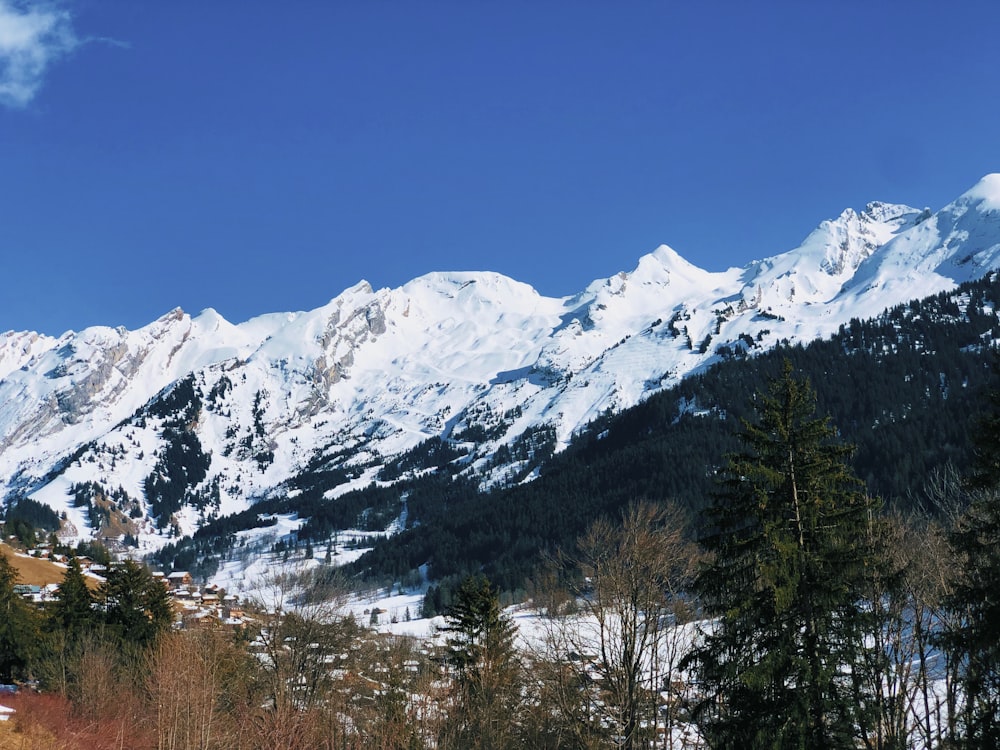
[[3, 174, 1000, 554]]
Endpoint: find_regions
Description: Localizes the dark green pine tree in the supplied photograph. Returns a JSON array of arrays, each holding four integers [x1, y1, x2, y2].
[[441, 574, 521, 750], [943, 360, 1000, 749], [48, 557, 95, 638], [99, 559, 173, 650], [444, 575, 518, 675], [685, 362, 880, 750], [0, 554, 41, 683]]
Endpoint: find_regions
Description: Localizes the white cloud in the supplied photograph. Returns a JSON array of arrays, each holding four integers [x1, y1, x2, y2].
[[0, 0, 78, 108]]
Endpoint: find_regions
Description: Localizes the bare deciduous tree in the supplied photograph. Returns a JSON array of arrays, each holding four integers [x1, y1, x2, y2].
[[147, 629, 253, 750], [243, 566, 355, 747], [541, 501, 700, 750], [857, 466, 967, 750]]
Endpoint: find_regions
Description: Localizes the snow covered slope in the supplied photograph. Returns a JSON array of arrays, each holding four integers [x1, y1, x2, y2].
[[3, 175, 1000, 551]]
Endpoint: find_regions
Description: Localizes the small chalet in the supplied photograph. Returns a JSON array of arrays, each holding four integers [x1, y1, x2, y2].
[[167, 571, 193, 588]]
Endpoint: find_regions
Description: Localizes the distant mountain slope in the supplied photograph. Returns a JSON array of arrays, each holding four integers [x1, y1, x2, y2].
[[348, 271, 1000, 592], [2, 175, 999, 564]]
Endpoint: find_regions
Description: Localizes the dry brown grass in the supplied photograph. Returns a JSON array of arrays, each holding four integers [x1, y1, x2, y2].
[[0, 717, 68, 750], [0, 693, 154, 750], [0, 542, 98, 589], [0, 694, 74, 750]]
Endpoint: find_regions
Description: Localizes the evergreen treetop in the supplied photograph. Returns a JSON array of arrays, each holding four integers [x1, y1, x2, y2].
[[48, 556, 95, 637], [687, 361, 881, 749], [443, 574, 516, 677], [99, 559, 173, 650]]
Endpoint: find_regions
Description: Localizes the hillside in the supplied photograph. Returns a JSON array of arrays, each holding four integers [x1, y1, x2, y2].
[[344, 271, 1000, 591], [0, 542, 94, 589]]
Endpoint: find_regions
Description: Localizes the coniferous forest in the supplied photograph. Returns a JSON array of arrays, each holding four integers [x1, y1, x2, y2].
[[349, 272, 1000, 594]]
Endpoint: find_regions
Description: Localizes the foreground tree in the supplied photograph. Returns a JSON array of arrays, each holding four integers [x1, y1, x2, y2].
[[99, 560, 173, 650], [0, 553, 41, 682], [49, 557, 95, 637], [555, 501, 699, 750], [685, 362, 881, 749], [346, 634, 443, 750], [941, 364, 1000, 749], [854, 508, 951, 750], [440, 574, 522, 750], [147, 629, 255, 750], [36, 557, 97, 697], [243, 566, 358, 747]]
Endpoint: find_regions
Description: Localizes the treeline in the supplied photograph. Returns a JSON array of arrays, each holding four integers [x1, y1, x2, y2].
[[0, 496, 62, 547], [2, 556, 611, 750], [0, 558, 434, 749], [0, 556, 172, 689], [150, 469, 417, 578]]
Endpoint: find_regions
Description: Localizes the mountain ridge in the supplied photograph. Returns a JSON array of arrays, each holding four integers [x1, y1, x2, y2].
[[2, 174, 1000, 559]]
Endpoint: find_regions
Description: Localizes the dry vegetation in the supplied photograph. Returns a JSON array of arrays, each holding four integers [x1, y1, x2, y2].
[[0, 692, 152, 750], [0, 542, 85, 587]]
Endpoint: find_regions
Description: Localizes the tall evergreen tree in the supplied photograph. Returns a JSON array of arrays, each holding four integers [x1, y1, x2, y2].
[[0, 553, 41, 682], [49, 557, 95, 637], [942, 360, 1000, 749], [685, 362, 880, 749], [39, 557, 98, 697], [441, 574, 521, 750], [99, 559, 173, 650]]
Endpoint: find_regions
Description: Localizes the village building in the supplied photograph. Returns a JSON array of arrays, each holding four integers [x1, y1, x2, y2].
[[166, 571, 193, 588]]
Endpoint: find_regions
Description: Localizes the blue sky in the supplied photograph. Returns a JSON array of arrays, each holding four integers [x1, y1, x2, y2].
[[2, 0, 999, 336]]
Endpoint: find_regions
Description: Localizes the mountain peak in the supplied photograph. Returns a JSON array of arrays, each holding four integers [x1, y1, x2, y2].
[[860, 201, 922, 227], [624, 244, 719, 288], [960, 173, 1000, 211]]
